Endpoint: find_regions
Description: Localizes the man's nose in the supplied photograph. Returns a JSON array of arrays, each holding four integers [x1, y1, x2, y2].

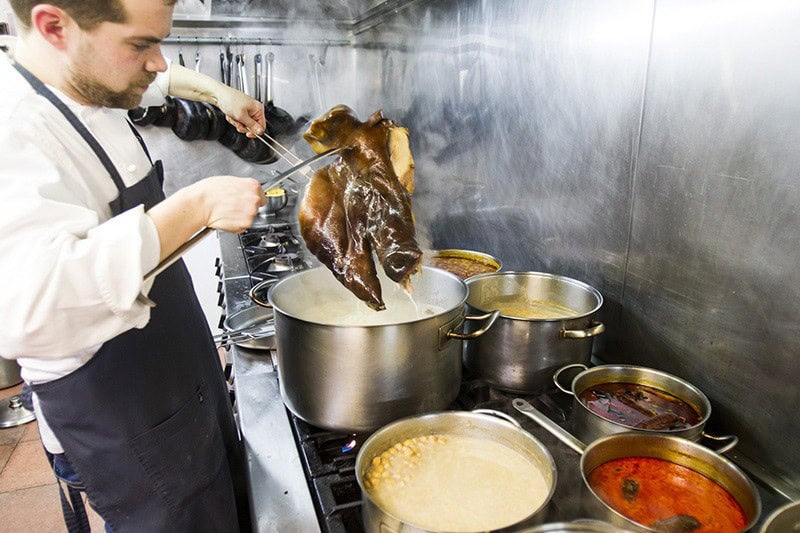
[[145, 47, 168, 73]]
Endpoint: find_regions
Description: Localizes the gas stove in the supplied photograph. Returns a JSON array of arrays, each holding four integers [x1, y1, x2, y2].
[[216, 214, 791, 533]]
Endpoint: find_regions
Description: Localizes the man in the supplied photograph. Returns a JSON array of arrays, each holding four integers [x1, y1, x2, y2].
[[0, 0, 268, 531]]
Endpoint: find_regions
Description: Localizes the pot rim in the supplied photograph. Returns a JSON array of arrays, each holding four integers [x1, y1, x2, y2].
[[267, 266, 468, 327], [579, 433, 761, 532], [466, 270, 603, 321], [355, 409, 558, 532], [569, 364, 713, 432]]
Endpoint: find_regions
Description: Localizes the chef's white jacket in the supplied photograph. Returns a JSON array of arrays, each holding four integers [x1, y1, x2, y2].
[[0, 54, 173, 452]]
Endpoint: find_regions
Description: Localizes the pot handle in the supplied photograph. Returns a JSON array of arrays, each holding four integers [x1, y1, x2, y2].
[[446, 310, 501, 341], [248, 278, 279, 308], [552, 363, 588, 395], [471, 409, 522, 429], [701, 432, 739, 454], [512, 398, 586, 455], [561, 320, 605, 339]]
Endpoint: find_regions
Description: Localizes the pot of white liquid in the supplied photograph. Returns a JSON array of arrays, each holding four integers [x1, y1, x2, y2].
[[258, 266, 499, 432]]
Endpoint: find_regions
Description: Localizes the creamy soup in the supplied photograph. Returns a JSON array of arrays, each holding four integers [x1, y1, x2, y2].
[[487, 295, 579, 319], [299, 286, 444, 326], [363, 434, 550, 532]]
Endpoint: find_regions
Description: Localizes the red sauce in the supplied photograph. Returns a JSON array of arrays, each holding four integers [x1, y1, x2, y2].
[[578, 382, 701, 430], [588, 456, 747, 533]]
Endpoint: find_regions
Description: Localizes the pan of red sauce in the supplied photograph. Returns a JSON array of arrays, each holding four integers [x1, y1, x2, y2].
[[553, 364, 738, 452], [513, 399, 761, 533]]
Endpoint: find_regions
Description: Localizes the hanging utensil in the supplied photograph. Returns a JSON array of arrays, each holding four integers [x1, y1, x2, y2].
[[253, 53, 263, 102], [239, 51, 249, 96], [142, 147, 344, 284], [194, 38, 201, 73], [264, 52, 298, 139], [178, 38, 185, 67]]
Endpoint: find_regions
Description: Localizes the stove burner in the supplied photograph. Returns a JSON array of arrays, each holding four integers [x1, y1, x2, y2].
[[271, 253, 303, 271]]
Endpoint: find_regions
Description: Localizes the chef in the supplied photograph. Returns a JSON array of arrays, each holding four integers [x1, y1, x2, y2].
[[0, 0, 267, 531]]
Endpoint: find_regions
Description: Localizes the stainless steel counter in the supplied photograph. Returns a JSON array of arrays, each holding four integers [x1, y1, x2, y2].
[[232, 344, 321, 533]]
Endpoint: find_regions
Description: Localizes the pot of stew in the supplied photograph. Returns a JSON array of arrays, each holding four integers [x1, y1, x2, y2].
[[513, 399, 761, 533], [553, 364, 738, 452], [356, 409, 556, 532], [463, 272, 605, 393]]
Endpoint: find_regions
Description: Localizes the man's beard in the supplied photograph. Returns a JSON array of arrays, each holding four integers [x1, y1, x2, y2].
[[67, 58, 156, 109]]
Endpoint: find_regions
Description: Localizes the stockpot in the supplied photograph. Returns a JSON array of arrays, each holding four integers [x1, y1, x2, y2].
[[553, 363, 738, 452], [463, 272, 605, 393], [356, 410, 557, 532], [256, 266, 498, 432], [513, 399, 761, 532]]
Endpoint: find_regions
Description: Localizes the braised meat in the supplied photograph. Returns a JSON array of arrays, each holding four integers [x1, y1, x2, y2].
[[299, 105, 421, 310]]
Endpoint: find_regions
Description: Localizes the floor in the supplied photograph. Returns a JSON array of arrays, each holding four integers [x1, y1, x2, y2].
[[0, 382, 105, 532]]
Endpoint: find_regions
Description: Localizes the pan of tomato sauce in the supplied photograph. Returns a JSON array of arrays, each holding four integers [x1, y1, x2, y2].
[[513, 400, 761, 533]]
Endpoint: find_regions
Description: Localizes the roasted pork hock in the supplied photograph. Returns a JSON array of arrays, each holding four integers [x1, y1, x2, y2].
[[299, 105, 421, 311]]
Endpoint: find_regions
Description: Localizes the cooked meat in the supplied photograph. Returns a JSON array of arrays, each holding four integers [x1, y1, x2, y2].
[[299, 105, 421, 310]]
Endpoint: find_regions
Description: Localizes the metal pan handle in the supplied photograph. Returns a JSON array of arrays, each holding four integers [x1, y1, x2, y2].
[[446, 310, 500, 340], [701, 432, 739, 454], [513, 398, 586, 455], [561, 320, 605, 339], [552, 363, 588, 395]]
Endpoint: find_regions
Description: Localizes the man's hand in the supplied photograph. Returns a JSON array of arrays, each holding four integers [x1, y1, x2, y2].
[[147, 177, 266, 262], [216, 87, 267, 138]]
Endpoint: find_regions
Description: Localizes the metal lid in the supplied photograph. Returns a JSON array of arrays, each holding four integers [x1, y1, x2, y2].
[[0, 395, 36, 428]]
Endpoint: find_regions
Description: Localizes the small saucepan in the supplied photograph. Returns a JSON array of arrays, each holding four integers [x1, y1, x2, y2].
[[553, 363, 737, 453], [513, 399, 761, 533]]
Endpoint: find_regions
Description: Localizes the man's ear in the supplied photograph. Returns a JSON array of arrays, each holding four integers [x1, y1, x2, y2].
[[30, 4, 71, 50]]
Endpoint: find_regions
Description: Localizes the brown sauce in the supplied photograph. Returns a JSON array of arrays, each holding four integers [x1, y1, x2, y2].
[[588, 456, 747, 532], [578, 382, 701, 430], [429, 256, 498, 279]]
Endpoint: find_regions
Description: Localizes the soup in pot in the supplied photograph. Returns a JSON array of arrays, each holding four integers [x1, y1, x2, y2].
[[587, 456, 747, 533], [363, 434, 550, 532], [488, 295, 579, 319]]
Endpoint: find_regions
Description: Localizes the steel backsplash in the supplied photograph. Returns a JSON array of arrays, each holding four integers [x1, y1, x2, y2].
[[355, 0, 800, 494], [129, 0, 800, 493]]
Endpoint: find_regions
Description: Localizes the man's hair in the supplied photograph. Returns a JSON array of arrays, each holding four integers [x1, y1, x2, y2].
[[10, 0, 128, 30]]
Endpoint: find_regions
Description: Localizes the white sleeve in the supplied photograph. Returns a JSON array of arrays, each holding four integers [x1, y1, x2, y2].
[[139, 57, 172, 107], [0, 127, 161, 359]]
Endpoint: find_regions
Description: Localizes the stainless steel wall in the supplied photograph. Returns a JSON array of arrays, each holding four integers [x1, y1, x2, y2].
[[137, 0, 799, 491], [355, 0, 800, 492]]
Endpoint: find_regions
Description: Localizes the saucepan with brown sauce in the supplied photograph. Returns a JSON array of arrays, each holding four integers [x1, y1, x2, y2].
[[463, 272, 606, 393], [553, 364, 738, 452], [422, 249, 502, 279]]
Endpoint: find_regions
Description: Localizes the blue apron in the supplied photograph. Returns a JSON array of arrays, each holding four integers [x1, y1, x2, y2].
[[14, 63, 250, 533]]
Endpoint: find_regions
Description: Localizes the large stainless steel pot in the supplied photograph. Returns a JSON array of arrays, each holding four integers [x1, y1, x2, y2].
[[553, 363, 737, 452], [262, 266, 498, 432], [513, 399, 762, 533], [356, 410, 557, 532], [463, 272, 605, 393]]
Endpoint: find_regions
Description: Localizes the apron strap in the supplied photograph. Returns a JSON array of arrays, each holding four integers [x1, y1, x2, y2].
[[56, 479, 92, 533], [45, 450, 93, 533], [13, 62, 129, 193]]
